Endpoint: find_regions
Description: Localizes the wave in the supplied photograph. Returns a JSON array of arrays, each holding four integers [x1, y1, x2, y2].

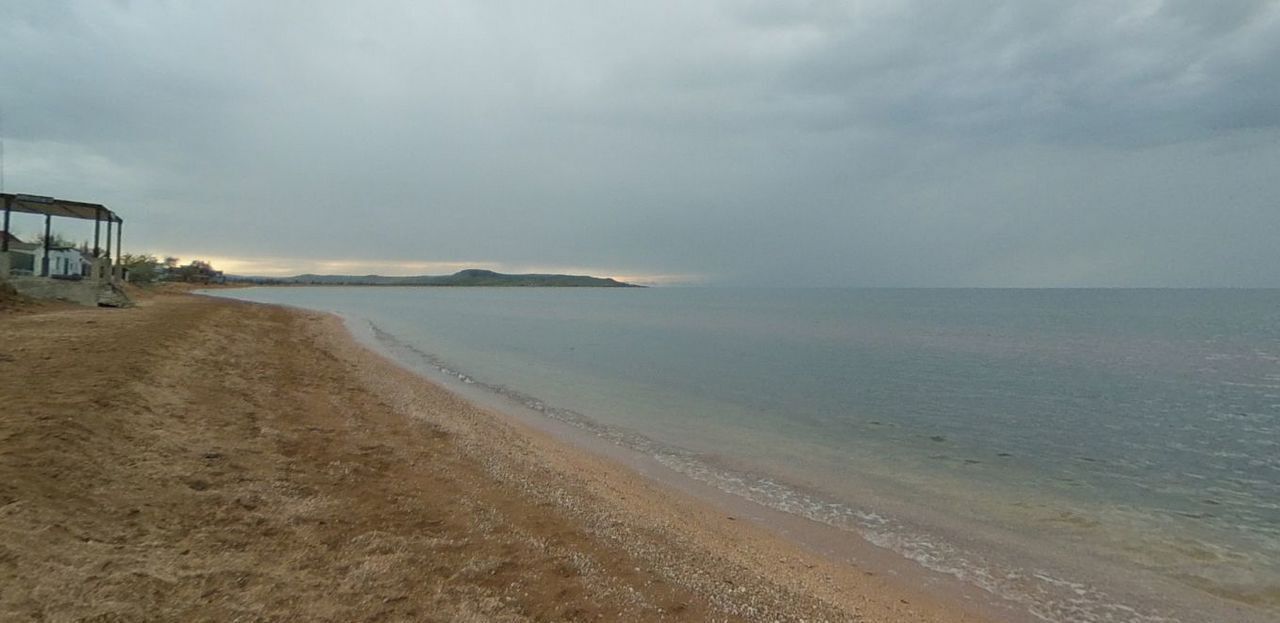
[[363, 320, 1188, 623]]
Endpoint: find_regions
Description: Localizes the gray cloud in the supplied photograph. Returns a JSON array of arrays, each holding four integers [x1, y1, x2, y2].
[[1, 0, 1278, 286]]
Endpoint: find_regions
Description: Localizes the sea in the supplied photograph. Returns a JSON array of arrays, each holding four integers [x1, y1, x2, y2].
[[209, 286, 1280, 622]]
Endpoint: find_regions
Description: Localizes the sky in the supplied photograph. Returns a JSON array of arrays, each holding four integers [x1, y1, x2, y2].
[[1, 0, 1278, 286]]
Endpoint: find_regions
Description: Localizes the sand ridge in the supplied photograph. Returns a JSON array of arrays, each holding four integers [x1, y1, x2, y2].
[[0, 293, 986, 621]]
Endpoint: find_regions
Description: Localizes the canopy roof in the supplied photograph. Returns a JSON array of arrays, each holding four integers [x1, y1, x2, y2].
[[1, 193, 122, 224]]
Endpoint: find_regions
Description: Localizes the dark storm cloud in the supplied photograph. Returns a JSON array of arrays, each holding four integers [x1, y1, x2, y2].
[[1, 0, 1277, 285], [760, 0, 1280, 144]]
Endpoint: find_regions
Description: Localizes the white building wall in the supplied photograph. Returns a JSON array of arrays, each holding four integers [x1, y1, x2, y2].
[[34, 247, 85, 277]]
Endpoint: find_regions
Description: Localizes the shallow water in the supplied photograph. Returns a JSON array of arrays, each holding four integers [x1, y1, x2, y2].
[[211, 287, 1280, 621]]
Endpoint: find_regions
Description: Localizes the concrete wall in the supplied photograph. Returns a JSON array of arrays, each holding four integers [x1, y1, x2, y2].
[[1, 252, 131, 307], [6, 276, 101, 306]]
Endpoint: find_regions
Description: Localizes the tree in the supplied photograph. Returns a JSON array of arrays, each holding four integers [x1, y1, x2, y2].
[[36, 232, 76, 248], [119, 253, 162, 284], [169, 259, 222, 284]]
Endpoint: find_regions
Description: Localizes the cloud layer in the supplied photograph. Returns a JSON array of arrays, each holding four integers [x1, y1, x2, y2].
[[2, 0, 1278, 285]]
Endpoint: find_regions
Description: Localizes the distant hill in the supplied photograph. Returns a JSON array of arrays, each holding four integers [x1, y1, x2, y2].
[[228, 268, 642, 287]]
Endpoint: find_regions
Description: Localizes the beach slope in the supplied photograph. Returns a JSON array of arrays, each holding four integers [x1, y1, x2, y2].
[[0, 293, 979, 621]]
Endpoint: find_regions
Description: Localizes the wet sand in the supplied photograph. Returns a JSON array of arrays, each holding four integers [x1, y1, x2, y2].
[[0, 292, 990, 621]]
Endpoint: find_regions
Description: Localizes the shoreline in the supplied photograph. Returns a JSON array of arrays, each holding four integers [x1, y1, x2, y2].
[[310, 294, 1277, 623], [344, 313, 1031, 621], [303, 299, 1002, 621], [1, 292, 984, 621]]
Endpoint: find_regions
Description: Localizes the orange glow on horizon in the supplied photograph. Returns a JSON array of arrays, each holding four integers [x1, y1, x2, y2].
[[150, 253, 707, 286]]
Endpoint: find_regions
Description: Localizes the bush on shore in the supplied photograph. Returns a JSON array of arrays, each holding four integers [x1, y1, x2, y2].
[[119, 255, 223, 285]]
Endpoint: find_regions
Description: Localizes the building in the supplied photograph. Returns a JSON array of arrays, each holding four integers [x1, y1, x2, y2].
[[34, 245, 92, 279], [1, 193, 131, 306], [0, 232, 37, 276], [0, 234, 95, 279]]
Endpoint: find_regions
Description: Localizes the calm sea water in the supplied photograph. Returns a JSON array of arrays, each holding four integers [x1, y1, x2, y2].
[[211, 287, 1280, 621]]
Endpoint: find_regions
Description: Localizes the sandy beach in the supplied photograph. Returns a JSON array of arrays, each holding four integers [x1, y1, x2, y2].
[[0, 291, 992, 622]]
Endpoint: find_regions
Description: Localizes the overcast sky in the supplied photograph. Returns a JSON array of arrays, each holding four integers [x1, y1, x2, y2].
[[2, 1, 1278, 285]]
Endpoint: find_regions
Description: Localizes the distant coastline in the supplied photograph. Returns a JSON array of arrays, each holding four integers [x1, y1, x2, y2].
[[227, 268, 642, 288]]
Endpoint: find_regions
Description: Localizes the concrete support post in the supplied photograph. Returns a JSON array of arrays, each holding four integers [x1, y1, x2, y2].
[[2, 194, 11, 253], [92, 256, 111, 283], [42, 214, 51, 277], [1, 196, 10, 277]]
